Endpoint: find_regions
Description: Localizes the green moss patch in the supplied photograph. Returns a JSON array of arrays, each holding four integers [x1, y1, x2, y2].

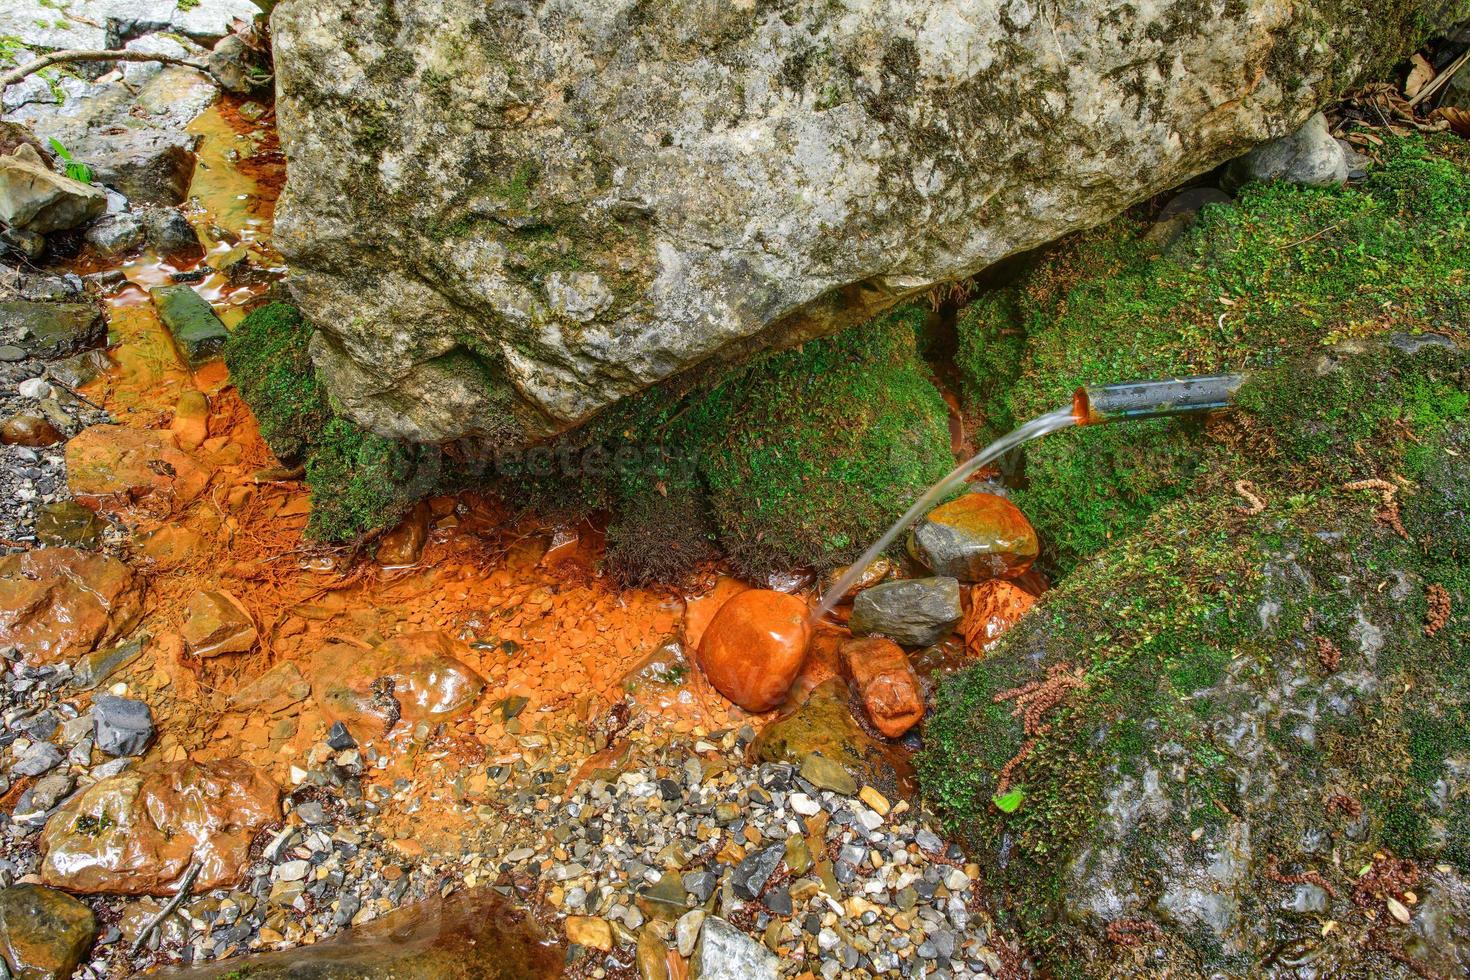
[[925, 140, 1470, 974], [226, 302, 422, 541], [956, 135, 1470, 573]]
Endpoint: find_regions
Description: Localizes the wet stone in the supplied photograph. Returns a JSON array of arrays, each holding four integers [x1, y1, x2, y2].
[[697, 589, 811, 713], [731, 844, 783, 900], [181, 590, 257, 658], [696, 915, 779, 980], [848, 577, 963, 648], [33, 501, 110, 549], [149, 284, 229, 368], [92, 695, 155, 757], [0, 301, 106, 360], [1, 414, 64, 447], [0, 884, 98, 980], [910, 492, 1039, 582]]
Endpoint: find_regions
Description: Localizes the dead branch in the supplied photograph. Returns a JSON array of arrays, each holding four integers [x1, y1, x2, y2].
[[0, 49, 216, 93]]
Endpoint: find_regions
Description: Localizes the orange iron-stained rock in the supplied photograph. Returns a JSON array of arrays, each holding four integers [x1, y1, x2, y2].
[[40, 759, 279, 895], [839, 636, 925, 738], [698, 589, 810, 713], [309, 631, 486, 743], [909, 491, 1038, 581], [963, 579, 1038, 652], [0, 548, 144, 665], [181, 589, 257, 657]]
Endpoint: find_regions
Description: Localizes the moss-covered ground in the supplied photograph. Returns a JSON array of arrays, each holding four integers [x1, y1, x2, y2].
[[926, 135, 1470, 976], [225, 303, 426, 541], [227, 299, 953, 578], [957, 134, 1470, 574]]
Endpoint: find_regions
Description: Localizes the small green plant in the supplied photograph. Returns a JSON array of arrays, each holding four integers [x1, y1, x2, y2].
[[47, 138, 92, 183]]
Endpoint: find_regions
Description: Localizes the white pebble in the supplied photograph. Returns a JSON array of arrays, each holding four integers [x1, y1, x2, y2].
[[790, 793, 820, 816], [18, 378, 51, 400]]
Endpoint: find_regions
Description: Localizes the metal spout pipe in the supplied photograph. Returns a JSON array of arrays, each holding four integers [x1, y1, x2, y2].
[[1072, 374, 1246, 426]]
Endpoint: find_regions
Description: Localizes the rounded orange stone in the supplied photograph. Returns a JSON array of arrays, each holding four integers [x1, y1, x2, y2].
[[698, 589, 811, 712]]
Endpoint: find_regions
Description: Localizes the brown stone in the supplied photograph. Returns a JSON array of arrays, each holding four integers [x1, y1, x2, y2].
[[964, 579, 1038, 652], [751, 679, 915, 800], [137, 523, 204, 569], [909, 492, 1039, 581], [839, 637, 925, 738], [39, 759, 279, 895], [1, 414, 64, 447], [697, 589, 811, 713], [375, 501, 431, 567], [66, 424, 214, 514], [0, 548, 144, 665], [309, 631, 486, 743], [819, 556, 894, 605], [0, 884, 98, 980], [170, 390, 210, 451], [181, 590, 257, 657]]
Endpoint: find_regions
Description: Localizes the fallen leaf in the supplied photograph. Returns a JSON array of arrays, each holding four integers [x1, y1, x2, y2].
[[1433, 106, 1470, 139], [1405, 53, 1434, 99], [993, 788, 1025, 813], [1321, 920, 1339, 937], [1386, 896, 1412, 924]]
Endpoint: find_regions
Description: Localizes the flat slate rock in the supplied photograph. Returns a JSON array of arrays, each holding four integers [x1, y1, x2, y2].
[[0, 301, 106, 360], [149, 285, 228, 368]]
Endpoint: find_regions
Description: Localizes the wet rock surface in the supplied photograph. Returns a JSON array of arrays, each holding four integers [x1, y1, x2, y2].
[[839, 638, 924, 739], [0, 547, 144, 665], [849, 577, 963, 648], [40, 759, 280, 895], [157, 888, 561, 979], [697, 589, 811, 713], [65, 424, 215, 514], [309, 632, 487, 744], [180, 589, 256, 658], [910, 492, 1038, 582], [0, 884, 99, 980]]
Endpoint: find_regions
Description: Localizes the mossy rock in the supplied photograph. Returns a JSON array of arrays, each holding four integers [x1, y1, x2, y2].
[[923, 330, 1470, 976], [228, 300, 953, 574], [954, 134, 1470, 575], [225, 303, 431, 540]]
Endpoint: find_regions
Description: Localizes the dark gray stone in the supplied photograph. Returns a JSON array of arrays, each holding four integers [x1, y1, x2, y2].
[[730, 843, 783, 901], [142, 208, 203, 258], [0, 301, 106, 360], [92, 695, 154, 757], [325, 721, 356, 750], [81, 131, 199, 206], [849, 577, 963, 647], [13, 742, 63, 777]]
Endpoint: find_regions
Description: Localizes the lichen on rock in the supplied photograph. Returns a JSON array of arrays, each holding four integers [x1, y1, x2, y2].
[[269, 0, 1467, 448]]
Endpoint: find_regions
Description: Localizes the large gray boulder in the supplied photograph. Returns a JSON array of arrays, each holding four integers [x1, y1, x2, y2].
[[271, 0, 1460, 448]]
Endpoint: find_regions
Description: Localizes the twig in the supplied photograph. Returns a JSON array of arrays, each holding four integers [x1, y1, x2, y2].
[[1409, 49, 1470, 109], [1276, 218, 1348, 251], [130, 858, 203, 955], [0, 49, 216, 92]]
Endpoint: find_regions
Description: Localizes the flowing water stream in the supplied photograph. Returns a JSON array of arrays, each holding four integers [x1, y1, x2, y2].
[[814, 405, 1078, 621]]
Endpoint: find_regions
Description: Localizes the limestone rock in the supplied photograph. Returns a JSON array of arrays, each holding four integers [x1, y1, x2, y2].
[[39, 759, 279, 895], [697, 589, 811, 713], [81, 130, 197, 206], [181, 589, 257, 657], [910, 492, 1039, 581], [849, 577, 963, 647], [0, 548, 144, 666], [0, 144, 106, 234], [83, 212, 147, 256], [66, 424, 214, 513], [1227, 112, 1348, 188], [309, 632, 486, 743], [839, 636, 924, 738], [0, 884, 98, 980], [270, 0, 1454, 446]]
